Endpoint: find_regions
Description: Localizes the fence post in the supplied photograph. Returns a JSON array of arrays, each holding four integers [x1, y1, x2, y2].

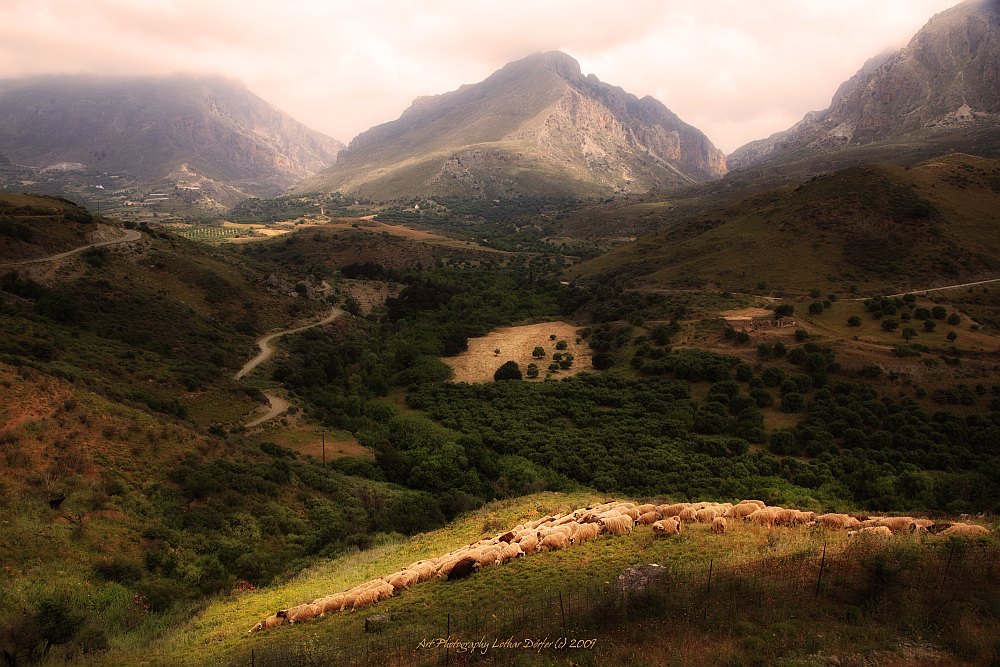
[[445, 612, 451, 667], [939, 545, 955, 594], [559, 591, 566, 633], [707, 559, 713, 596], [251, 648, 254, 667], [815, 542, 827, 597]]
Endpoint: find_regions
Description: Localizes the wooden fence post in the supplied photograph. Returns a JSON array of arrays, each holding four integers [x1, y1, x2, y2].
[[815, 542, 827, 597], [559, 591, 566, 633], [707, 559, 713, 596], [939, 545, 955, 594]]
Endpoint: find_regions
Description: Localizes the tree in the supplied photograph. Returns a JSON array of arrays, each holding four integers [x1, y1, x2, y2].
[[555, 340, 568, 350], [773, 341, 787, 357], [902, 327, 917, 341], [736, 330, 751, 344], [881, 318, 899, 332], [794, 329, 809, 342], [947, 313, 961, 326], [531, 346, 545, 359], [847, 316, 862, 327], [781, 392, 805, 413], [914, 307, 931, 320], [946, 331, 957, 342], [493, 361, 522, 381], [932, 306, 947, 320], [808, 302, 824, 315], [774, 304, 795, 317], [525, 363, 539, 379], [923, 320, 936, 332], [558, 353, 574, 370]]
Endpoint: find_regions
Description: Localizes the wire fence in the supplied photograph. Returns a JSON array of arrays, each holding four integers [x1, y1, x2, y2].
[[240, 541, 1000, 667]]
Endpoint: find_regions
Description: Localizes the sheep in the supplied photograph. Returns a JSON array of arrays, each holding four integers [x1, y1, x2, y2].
[[938, 523, 989, 539], [652, 517, 681, 536], [637, 510, 661, 526], [870, 516, 919, 534], [469, 545, 502, 568], [740, 500, 767, 509], [725, 503, 759, 519], [516, 531, 539, 554], [406, 561, 438, 583], [538, 531, 569, 552], [695, 507, 718, 524], [571, 522, 602, 544], [315, 594, 346, 616], [746, 508, 779, 528], [657, 503, 689, 517], [619, 507, 642, 521], [777, 509, 814, 527], [816, 513, 861, 530], [281, 603, 318, 624], [678, 507, 699, 523], [384, 569, 419, 591], [497, 541, 525, 563], [711, 517, 727, 534], [248, 615, 285, 634], [600, 514, 634, 535], [496, 530, 517, 543], [634, 503, 658, 515], [446, 556, 478, 580], [851, 525, 892, 539]]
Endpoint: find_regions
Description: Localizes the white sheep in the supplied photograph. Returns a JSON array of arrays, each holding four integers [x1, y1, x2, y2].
[[711, 516, 727, 534], [599, 514, 634, 535]]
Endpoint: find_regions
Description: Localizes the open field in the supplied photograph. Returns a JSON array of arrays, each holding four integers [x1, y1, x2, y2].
[[443, 321, 592, 382], [247, 422, 369, 461]]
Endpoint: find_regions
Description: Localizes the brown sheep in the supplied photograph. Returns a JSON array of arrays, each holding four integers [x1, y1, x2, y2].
[[248, 615, 286, 634], [496, 530, 516, 543], [446, 556, 478, 580], [637, 510, 661, 526], [711, 517, 727, 534], [938, 523, 989, 539]]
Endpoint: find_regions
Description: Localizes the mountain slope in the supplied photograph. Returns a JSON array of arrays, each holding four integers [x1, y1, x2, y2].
[[0, 74, 343, 203], [296, 51, 726, 200], [728, 0, 1000, 174], [568, 153, 1000, 294]]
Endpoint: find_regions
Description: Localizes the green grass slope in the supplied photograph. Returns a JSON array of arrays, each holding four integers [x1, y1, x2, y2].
[[0, 194, 106, 262], [569, 154, 1000, 295], [100, 492, 999, 667]]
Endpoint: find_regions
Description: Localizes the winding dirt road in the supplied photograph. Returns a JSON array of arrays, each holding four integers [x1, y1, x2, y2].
[[1, 228, 142, 265], [236, 308, 343, 427]]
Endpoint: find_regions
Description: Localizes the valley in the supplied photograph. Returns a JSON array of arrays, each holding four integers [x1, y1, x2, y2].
[[1, 1, 999, 665]]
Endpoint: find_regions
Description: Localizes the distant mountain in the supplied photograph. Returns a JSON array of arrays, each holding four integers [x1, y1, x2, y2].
[[568, 153, 1000, 295], [0, 74, 343, 206], [728, 0, 1000, 174], [296, 51, 726, 200]]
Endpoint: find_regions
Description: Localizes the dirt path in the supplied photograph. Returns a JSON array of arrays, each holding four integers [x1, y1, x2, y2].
[[1, 229, 142, 265], [236, 308, 343, 427]]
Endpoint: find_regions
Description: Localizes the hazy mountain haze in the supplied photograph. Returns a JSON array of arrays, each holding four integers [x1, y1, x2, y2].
[[0, 0, 960, 152]]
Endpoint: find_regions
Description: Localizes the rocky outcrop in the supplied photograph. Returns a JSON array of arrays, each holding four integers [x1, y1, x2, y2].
[[728, 0, 1000, 171], [297, 51, 725, 199]]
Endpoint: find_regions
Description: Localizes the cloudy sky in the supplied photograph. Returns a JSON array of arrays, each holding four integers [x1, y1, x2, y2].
[[0, 0, 961, 153]]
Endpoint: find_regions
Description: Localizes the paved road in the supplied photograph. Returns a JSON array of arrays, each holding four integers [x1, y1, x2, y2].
[[236, 308, 344, 427], [1, 229, 142, 265]]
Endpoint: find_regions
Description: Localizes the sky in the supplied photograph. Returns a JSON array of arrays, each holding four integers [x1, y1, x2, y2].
[[0, 0, 962, 154]]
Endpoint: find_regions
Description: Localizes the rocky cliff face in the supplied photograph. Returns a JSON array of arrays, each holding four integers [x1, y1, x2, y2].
[[728, 0, 1000, 171], [0, 75, 343, 196], [298, 51, 725, 199]]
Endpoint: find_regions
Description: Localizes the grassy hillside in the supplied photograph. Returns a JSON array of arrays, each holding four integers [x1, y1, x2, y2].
[[568, 154, 1000, 295], [95, 492, 999, 667], [0, 194, 106, 262]]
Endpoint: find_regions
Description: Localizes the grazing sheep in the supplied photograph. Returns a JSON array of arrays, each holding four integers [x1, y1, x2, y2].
[[816, 513, 860, 530], [248, 615, 285, 634], [695, 508, 718, 524], [407, 561, 438, 583], [469, 545, 502, 568], [384, 569, 419, 591], [600, 514, 634, 535], [497, 541, 525, 563], [852, 525, 892, 539], [746, 508, 779, 528], [446, 556, 478, 580], [725, 503, 759, 519], [315, 594, 346, 616], [909, 522, 929, 535], [740, 500, 766, 509], [927, 522, 954, 535], [571, 522, 602, 544], [282, 603, 318, 624], [634, 504, 658, 515], [871, 516, 919, 534], [538, 531, 569, 552], [637, 510, 661, 526], [652, 517, 681, 536], [517, 532, 540, 554], [657, 503, 689, 517], [711, 517, 727, 534], [938, 523, 989, 539], [497, 530, 516, 543], [678, 507, 699, 523], [620, 507, 642, 521]]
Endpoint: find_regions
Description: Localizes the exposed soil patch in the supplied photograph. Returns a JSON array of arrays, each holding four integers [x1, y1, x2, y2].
[[444, 321, 593, 383]]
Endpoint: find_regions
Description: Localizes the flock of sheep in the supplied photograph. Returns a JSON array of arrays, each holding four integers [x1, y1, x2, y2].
[[247, 498, 991, 634]]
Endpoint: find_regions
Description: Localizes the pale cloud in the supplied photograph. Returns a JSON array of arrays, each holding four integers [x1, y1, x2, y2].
[[0, 0, 961, 153]]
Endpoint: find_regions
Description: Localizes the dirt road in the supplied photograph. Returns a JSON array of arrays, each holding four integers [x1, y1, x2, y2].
[[236, 308, 343, 427], [1, 229, 142, 265]]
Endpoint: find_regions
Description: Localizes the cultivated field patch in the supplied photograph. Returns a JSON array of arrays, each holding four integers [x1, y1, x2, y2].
[[443, 321, 593, 383]]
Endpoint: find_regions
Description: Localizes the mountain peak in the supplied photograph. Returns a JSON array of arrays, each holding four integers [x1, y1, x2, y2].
[[517, 50, 583, 80]]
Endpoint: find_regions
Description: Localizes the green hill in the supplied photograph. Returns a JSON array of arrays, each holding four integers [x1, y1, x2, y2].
[[568, 154, 1000, 295]]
